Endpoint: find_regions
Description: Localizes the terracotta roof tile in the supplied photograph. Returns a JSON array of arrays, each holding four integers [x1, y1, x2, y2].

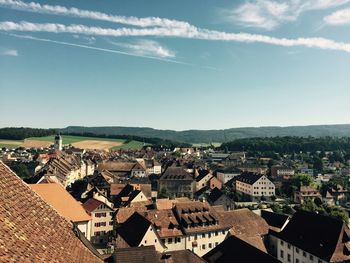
[[0, 161, 103, 263]]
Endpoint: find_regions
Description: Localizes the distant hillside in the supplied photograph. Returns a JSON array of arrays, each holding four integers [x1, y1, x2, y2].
[[59, 124, 350, 144]]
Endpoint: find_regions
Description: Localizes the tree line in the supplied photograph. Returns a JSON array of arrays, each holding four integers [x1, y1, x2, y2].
[[220, 136, 350, 154], [0, 127, 56, 140]]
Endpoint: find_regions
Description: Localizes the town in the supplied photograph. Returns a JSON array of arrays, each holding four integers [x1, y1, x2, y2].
[[2, 131, 350, 263]]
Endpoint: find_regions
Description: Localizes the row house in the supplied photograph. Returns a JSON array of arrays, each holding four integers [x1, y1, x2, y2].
[[83, 198, 114, 245]]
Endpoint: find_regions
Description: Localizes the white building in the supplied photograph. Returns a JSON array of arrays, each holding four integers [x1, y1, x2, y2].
[[235, 173, 275, 201]]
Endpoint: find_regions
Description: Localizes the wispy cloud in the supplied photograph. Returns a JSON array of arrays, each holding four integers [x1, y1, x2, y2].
[[109, 39, 175, 58], [0, 0, 191, 30], [0, 48, 18, 56], [4, 33, 191, 65], [225, 0, 350, 30], [2, 21, 350, 53], [324, 8, 350, 25]]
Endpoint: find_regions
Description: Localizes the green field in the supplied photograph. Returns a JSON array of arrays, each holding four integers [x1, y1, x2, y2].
[[111, 140, 146, 150], [27, 135, 125, 145]]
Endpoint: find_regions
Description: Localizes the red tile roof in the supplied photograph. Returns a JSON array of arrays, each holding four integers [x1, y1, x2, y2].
[[0, 161, 103, 263]]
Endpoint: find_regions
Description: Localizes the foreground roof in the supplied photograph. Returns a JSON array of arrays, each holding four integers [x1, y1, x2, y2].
[[273, 210, 350, 262], [0, 161, 102, 263], [203, 235, 280, 263], [29, 183, 91, 222]]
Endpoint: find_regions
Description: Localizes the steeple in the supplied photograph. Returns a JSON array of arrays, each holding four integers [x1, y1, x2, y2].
[[54, 134, 62, 151]]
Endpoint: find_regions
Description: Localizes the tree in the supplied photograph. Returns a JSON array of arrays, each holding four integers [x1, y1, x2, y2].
[[282, 173, 315, 197], [313, 157, 323, 173], [10, 163, 30, 179], [66, 179, 88, 201]]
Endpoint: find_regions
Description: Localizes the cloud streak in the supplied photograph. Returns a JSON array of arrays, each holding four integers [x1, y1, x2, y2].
[[4, 33, 191, 65], [0, 0, 191, 30], [2, 21, 350, 53], [0, 48, 18, 56], [109, 39, 175, 58], [324, 8, 350, 25], [226, 0, 350, 30]]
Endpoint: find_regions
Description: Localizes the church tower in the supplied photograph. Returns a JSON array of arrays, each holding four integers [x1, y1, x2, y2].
[[54, 134, 62, 151]]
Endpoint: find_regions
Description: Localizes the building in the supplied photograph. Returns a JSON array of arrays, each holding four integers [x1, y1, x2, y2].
[[116, 212, 166, 252], [207, 187, 234, 211], [294, 186, 321, 204], [54, 134, 62, 151], [216, 167, 241, 184], [0, 161, 103, 263], [97, 161, 146, 178], [158, 167, 195, 198], [235, 173, 275, 201], [203, 235, 280, 263], [269, 210, 350, 263], [218, 208, 269, 252], [271, 165, 295, 179], [83, 198, 114, 245], [195, 169, 213, 191], [172, 201, 230, 257], [29, 183, 92, 240]]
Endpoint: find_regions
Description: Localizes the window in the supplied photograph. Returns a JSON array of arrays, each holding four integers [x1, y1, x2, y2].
[[287, 254, 291, 262], [202, 244, 206, 250], [287, 244, 291, 249], [280, 240, 284, 246], [310, 255, 314, 260], [296, 248, 299, 253], [318, 260, 322, 263], [144, 240, 147, 244], [280, 250, 284, 258], [168, 238, 173, 244], [208, 233, 211, 238], [215, 231, 218, 236], [296, 259, 299, 263], [215, 242, 218, 247], [109, 221, 113, 226], [303, 252, 307, 257], [202, 233, 205, 238], [176, 237, 181, 242]]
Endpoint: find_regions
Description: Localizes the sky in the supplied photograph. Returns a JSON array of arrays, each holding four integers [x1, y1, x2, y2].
[[1, 0, 350, 130]]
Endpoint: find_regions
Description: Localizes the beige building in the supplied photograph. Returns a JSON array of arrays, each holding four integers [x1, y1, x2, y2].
[[235, 173, 275, 201], [83, 198, 114, 245], [29, 183, 92, 240]]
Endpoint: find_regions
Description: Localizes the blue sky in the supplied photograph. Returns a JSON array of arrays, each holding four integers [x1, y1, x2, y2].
[[1, 0, 350, 130]]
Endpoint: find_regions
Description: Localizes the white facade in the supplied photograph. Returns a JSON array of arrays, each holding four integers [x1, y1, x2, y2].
[[185, 229, 229, 257], [276, 238, 326, 263], [217, 171, 240, 184], [236, 175, 275, 198], [90, 204, 114, 244]]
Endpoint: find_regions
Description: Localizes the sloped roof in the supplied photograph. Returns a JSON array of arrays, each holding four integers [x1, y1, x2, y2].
[[29, 183, 91, 222], [207, 187, 224, 203], [82, 198, 104, 213], [160, 167, 193, 181], [273, 210, 350, 262], [117, 212, 151, 247], [97, 161, 136, 172], [114, 246, 160, 263], [235, 172, 264, 185], [0, 161, 102, 263], [161, 249, 206, 263], [203, 236, 280, 263], [261, 210, 289, 230], [218, 208, 269, 251]]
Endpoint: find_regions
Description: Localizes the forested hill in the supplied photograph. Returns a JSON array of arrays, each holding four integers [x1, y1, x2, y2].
[[59, 124, 350, 144]]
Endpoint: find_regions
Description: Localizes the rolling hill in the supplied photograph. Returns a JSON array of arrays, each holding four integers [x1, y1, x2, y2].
[[59, 124, 350, 144]]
